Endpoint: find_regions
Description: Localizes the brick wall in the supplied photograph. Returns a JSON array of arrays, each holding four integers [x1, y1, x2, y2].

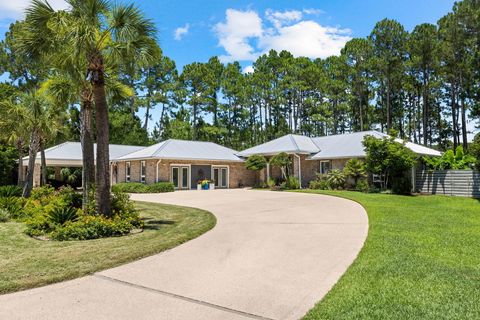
[[114, 159, 255, 188]]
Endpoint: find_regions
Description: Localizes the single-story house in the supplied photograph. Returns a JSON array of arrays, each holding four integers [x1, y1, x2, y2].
[[237, 130, 441, 187], [23, 130, 440, 189], [23, 140, 255, 189]]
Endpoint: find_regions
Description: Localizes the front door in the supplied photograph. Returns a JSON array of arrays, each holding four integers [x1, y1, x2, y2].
[[213, 167, 228, 188], [171, 166, 190, 190]]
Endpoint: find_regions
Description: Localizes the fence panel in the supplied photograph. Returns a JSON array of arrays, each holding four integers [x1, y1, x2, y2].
[[415, 170, 480, 198]]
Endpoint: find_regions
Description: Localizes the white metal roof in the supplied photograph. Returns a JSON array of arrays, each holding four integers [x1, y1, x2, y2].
[[116, 139, 244, 162], [237, 131, 441, 159], [21, 142, 144, 166], [237, 134, 320, 157]]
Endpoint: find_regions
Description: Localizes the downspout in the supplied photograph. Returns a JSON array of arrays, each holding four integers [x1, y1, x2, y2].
[[294, 154, 302, 188], [156, 159, 162, 182], [266, 162, 270, 182]]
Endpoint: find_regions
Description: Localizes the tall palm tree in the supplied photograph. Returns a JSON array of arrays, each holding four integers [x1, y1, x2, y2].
[[0, 99, 29, 186], [17, 90, 52, 197], [20, 0, 159, 215]]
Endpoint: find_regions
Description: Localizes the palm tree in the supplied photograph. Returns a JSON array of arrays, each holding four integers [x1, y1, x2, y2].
[[20, 0, 159, 216], [17, 90, 53, 197], [0, 99, 29, 186], [41, 74, 132, 209]]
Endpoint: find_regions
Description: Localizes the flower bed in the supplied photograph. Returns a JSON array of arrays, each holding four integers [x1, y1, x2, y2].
[[0, 185, 143, 241]]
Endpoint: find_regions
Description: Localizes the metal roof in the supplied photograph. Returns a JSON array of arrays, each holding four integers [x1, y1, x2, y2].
[[237, 131, 441, 159], [116, 139, 244, 162], [22, 142, 144, 166], [237, 134, 320, 157]]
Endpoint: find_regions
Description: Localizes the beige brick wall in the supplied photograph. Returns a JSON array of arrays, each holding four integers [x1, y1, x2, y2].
[[113, 159, 255, 188]]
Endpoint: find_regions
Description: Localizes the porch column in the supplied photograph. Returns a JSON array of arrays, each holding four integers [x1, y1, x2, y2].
[[54, 167, 62, 180], [266, 162, 270, 181], [33, 163, 41, 187]]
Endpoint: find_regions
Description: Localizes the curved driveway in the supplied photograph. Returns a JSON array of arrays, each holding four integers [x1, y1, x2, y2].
[[0, 189, 367, 320]]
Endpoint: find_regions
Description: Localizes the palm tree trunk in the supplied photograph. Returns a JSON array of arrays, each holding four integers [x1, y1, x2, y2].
[[40, 140, 47, 186], [90, 56, 111, 217], [143, 97, 150, 131], [80, 95, 95, 211], [23, 129, 40, 198], [17, 140, 24, 186]]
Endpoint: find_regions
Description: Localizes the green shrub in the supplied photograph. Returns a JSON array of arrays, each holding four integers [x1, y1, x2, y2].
[[0, 208, 10, 222], [354, 179, 370, 193], [47, 207, 79, 226], [30, 185, 56, 200], [50, 216, 135, 241], [266, 178, 276, 188], [326, 169, 346, 190], [58, 186, 82, 208], [392, 175, 412, 195], [25, 215, 56, 236], [309, 176, 331, 190], [285, 176, 300, 189], [0, 185, 22, 198], [146, 182, 175, 193], [0, 196, 24, 219], [112, 182, 175, 193]]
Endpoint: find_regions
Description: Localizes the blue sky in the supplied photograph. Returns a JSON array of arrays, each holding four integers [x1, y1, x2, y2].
[[2, 0, 467, 135], [0, 0, 456, 70]]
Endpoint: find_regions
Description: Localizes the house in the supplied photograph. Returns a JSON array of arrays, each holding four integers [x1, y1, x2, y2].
[[23, 140, 255, 189], [237, 131, 441, 187], [112, 139, 255, 189], [23, 131, 440, 189]]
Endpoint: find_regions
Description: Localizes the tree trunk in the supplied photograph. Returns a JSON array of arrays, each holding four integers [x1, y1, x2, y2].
[[143, 97, 150, 131], [90, 55, 111, 217], [23, 129, 40, 198], [422, 75, 428, 146], [452, 84, 458, 150], [80, 94, 95, 211], [40, 140, 47, 186], [17, 140, 24, 186], [460, 97, 468, 151]]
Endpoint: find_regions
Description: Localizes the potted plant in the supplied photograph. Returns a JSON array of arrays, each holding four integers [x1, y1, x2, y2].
[[209, 180, 215, 190], [201, 179, 210, 190], [197, 181, 202, 190]]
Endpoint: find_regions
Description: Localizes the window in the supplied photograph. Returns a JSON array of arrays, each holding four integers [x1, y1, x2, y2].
[[140, 161, 146, 183], [320, 161, 331, 175], [125, 162, 131, 182], [213, 167, 228, 188]]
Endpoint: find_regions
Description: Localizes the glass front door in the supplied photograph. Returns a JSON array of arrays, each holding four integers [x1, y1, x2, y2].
[[213, 167, 228, 188], [171, 166, 190, 189]]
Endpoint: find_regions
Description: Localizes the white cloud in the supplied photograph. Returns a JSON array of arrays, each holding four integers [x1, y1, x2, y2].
[[214, 9, 263, 62], [214, 8, 351, 62], [259, 21, 351, 59], [174, 23, 190, 41], [303, 8, 324, 15], [243, 65, 254, 74], [0, 0, 69, 20], [265, 9, 302, 28]]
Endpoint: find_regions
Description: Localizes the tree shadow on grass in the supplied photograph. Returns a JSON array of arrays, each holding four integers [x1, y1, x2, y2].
[[142, 217, 175, 230]]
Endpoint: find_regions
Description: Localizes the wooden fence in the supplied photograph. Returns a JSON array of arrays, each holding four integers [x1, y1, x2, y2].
[[415, 170, 480, 198]]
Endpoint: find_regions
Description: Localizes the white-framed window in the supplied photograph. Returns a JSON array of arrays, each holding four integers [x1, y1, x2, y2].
[[140, 161, 146, 183], [212, 166, 229, 188], [320, 161, 331, 175], [125, 161, 131, 182]]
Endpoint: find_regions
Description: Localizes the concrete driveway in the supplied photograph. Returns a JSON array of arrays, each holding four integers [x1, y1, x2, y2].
[[0, 189, 368, 320]]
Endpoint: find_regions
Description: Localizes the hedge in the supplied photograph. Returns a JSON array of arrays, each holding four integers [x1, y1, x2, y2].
[[112, 182, 175, 193]]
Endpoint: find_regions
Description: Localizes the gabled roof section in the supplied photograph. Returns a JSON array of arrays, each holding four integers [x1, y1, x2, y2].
[[309, 130, 441, 159], [309, 131, 385, 160], [116, 139, 244, 162], [23, 142, 144, 162], [21, 142, 144, 166], [237, 134, 320, 157]]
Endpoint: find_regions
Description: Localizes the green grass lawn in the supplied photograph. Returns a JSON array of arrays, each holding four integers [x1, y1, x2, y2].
[[293, 190, 480, 320], [0, 201, 215, 294]]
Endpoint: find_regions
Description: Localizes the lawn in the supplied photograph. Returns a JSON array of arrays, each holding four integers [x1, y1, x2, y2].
[[0, 201, 215, 294], [294, 190, 480, 320]]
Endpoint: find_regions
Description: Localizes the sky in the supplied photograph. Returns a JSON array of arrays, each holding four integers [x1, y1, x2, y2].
[[2, 0, 474, 137]]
